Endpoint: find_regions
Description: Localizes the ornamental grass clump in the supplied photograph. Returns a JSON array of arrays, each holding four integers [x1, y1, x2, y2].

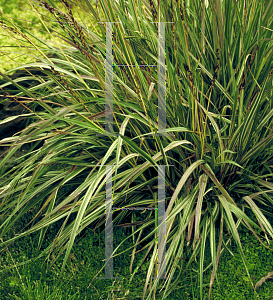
[[1, 0, 273, 299]]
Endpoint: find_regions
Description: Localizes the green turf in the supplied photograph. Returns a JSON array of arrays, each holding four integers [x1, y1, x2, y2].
[[1, 207, 273, 299]]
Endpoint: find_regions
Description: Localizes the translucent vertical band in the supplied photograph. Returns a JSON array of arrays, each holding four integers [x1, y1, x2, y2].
[[105, 22, 114, 135], [97, 165, 122, 279], [157, 165, 166, 279], [158, 22, 166, 136], [105, 165, 113, 278]]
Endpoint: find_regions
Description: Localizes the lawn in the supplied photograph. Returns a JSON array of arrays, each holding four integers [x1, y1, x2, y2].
[[0, 0, 99, 75], [1, 205, 273, 299]]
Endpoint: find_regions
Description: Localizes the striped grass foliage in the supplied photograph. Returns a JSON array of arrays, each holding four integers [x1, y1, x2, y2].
[[1, 0, 273, 299]]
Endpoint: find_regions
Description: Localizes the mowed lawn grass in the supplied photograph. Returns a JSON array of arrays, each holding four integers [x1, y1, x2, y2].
[[1, 206, 273, 299], [0, 0, 99, 75]]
